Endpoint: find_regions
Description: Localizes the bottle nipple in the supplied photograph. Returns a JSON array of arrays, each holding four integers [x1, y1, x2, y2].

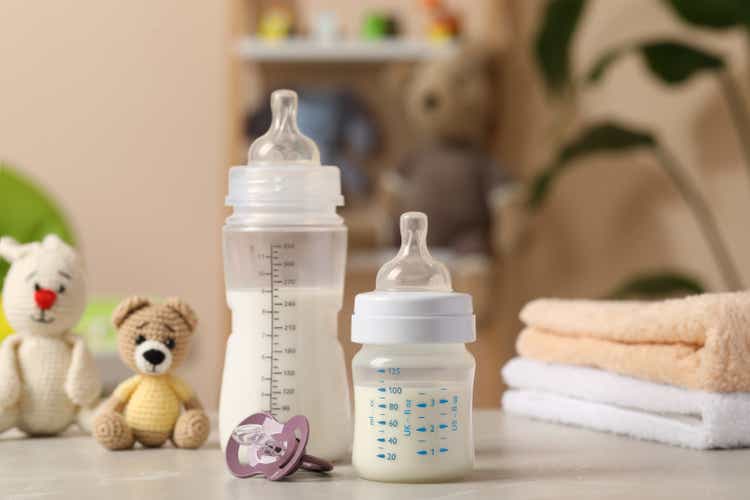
[[375, 212, 452, 292], [248, 89, 320, 166]]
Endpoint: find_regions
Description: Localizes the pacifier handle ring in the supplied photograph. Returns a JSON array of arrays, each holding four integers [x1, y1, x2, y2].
[[267, 415, 310, 481], [300, 454, 333, 473]]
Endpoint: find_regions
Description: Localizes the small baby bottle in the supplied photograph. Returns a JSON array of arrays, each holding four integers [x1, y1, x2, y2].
[[351, 212, 476, 482], [219, 90, 351, 460]]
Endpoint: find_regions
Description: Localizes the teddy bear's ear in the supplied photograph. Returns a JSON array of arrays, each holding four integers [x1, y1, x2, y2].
[[165, 297, 198, 332], [460, 44, 498, 80], [383, 62, 414, 101], [112, 296, 151, 328]]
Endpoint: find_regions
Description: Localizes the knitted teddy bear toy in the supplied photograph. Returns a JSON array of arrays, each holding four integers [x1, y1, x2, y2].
[[384, 45, 508, 255], [93, 296, 209, 449], [0, 234, 101, 436]]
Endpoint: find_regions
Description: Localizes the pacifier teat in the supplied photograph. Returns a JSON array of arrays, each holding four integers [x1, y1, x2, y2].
[[248, 89, 321, 166], [231, 423, 285, 458], [375, 212, 452, 292]]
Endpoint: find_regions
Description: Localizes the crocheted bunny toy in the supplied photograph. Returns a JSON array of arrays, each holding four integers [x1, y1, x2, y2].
[[0, 234, 101, 436], [93, 296, 209, 450]]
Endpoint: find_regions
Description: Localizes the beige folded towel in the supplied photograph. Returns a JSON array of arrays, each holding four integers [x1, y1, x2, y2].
[[516, 291, 750, 392]]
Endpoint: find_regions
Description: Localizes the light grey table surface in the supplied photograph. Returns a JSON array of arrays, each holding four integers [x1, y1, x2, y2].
[[2, 410, 749, 500]]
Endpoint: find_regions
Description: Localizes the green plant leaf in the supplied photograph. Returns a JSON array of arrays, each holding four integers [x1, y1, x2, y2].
[[663, 0, 750, 29], [606, 271, 705, 299], [528, 122, 656, 210], [0, 164, 76, 283], [587, 41, 725, 86], [534, 0, 587, 93]]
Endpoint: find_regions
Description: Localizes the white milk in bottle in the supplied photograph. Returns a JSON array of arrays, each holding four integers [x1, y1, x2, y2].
[[219, 90, 351, 460]]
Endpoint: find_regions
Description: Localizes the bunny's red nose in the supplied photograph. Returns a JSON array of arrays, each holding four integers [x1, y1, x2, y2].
[[34, 288, 57, 310]]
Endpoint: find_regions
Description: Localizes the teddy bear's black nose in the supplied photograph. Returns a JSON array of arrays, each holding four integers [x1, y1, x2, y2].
[[143, 349, 165, 365], [423, 92, 440, 111]]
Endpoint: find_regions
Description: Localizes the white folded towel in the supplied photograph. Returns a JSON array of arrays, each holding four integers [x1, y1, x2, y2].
[[501, 357, 750, 449]]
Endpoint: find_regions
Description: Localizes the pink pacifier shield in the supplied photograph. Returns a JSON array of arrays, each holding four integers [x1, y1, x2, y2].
[[225, 412, 333, 481]]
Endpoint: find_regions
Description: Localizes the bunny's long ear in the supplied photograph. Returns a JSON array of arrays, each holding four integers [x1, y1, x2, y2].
[[41, 233, 77, 262], [42, 234, 65, 248], [0, 236, 29, 263]]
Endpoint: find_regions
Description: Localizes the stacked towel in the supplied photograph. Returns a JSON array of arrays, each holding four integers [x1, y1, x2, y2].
[[502, 292, 750, 449]]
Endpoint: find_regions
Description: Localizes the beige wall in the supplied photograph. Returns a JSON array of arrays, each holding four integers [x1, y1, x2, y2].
[[494, 0, 750, 369], [0, 0, 230, 407]]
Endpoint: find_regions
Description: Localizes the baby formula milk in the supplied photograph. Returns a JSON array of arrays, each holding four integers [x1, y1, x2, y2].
[[219, 288, 350, 459], [352, 383, 473, 482], [351, 212, 476, 482]]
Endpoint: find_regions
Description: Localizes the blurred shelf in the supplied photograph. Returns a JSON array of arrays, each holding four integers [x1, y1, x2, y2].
[[237, 37, 457, 63]]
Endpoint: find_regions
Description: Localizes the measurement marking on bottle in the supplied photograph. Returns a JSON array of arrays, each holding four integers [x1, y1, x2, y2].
[[269, 244, 276, 414], [264, 243, 298, 416]]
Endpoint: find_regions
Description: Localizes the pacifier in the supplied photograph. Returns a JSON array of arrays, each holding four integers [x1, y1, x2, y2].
[[225, 413, 333, 481]]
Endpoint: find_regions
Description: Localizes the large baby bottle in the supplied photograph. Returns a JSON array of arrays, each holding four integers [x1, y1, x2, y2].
[[351, 212, 476, 482], [220, 89, 351, 460]]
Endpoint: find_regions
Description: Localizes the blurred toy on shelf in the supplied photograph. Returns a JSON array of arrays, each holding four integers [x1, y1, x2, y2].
[[246, 87, 381, 201], [93, 296, 209, 450], [312, 11, 339, 42], [257, 3, 295, 41], [361, 11, 399, 40], [0, 234, 101, 437], [383, 45, 512, 255], [423, 0, 461, 41]]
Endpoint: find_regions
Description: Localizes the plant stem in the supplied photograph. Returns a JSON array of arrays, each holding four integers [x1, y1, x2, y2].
[[718, 73, 750, 192], [655, 146, 744, 290]]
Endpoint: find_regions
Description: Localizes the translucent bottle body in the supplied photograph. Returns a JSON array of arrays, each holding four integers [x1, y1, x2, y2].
[[352, 343, 475, 482], [219, 217, 351, 460]]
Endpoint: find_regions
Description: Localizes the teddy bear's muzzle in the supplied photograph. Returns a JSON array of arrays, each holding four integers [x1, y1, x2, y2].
[[143, 349, 166, 365]]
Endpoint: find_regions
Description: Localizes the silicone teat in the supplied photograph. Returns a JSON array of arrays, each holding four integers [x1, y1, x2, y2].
[[375, 212, 452, 292], [248, 89, 320, 166]]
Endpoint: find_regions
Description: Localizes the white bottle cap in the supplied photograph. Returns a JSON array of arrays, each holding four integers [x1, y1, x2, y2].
[[226, 89, 344, 209], [351, 212, 476, 344]]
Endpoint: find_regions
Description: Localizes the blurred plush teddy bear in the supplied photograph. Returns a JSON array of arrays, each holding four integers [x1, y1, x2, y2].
[[93, 296, 209, 450], [0, 234, 101, 436], [385, 46, 510, 255]]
